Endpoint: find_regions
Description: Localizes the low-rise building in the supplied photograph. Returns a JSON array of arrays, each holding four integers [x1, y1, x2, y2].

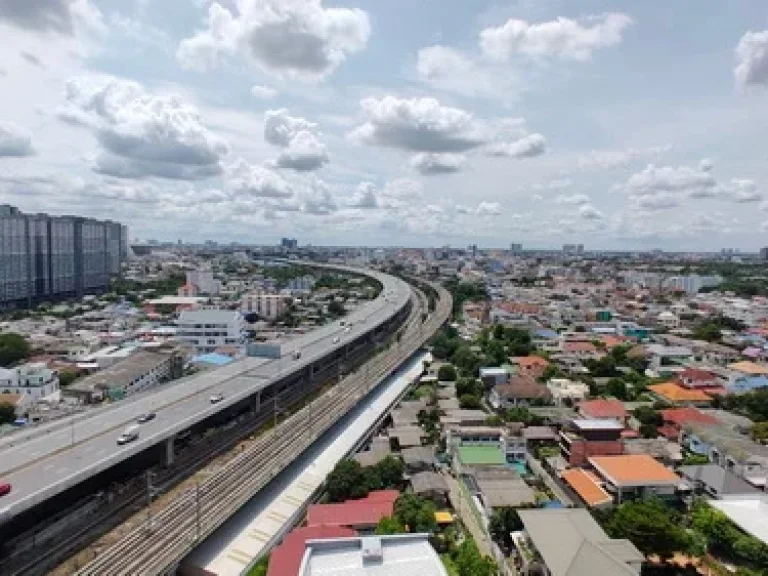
[[489, 376, 552, 409], [241, 291, 290, 319], [514, 508, 644, 576], [679, 464, 761, 499], [588, 454, 682, 504], [447, 425, 527, 470], [63, 345, 184, 404], [0, 363, 60, 402], [176, 309, 245, 354], [547, 378, 589, 406], [306, 490, 399, 532], [559, 419, 624, 467]]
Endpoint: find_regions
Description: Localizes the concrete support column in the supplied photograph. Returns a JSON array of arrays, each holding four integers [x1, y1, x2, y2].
[[165, 436, 175, 467]]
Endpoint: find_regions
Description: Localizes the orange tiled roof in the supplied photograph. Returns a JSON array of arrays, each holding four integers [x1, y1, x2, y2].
[[600, 335, 627, 349], [589, 455, 680, 485], [561, 468, 613, 507], [512, 356, 549, 369], [648, 382, 711, 403], [727, 361, 768, 375]]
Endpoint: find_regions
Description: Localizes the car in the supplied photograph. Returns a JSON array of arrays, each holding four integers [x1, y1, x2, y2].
[[333, 336, 340, 344], [0, 483, 11, 498], [136, 413, 156, 424], [117, 425, 140, 445], [293, 350, 301, 360], [344, 326, 351, 333], [209, 393, 225, 404]]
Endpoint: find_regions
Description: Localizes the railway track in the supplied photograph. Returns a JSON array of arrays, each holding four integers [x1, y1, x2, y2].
[[72, 280, 450, 576]]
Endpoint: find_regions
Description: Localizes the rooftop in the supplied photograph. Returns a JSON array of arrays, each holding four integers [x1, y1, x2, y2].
[[571, 418, 624, 431], [268, 525, 356, 576], [561, 468, 613, 507], [727, 361, 768, 376], [709, 497, 768, 545], [306, 491, 399, 529], [589, 455, 681, 487], [457, 445, 505, 466], [578, 399, 626, 419], [517, 508, 643, 576], [299, 534, 448, 576], [648, 382, 712, 403]]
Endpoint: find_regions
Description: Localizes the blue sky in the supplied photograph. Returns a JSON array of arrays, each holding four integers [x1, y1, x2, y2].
[[1, 0, 768, 250]]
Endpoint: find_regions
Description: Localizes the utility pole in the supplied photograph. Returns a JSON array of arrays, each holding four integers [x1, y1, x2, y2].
[[70, 418, 75, 447]]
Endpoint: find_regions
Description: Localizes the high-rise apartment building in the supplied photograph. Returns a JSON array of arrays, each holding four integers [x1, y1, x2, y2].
[[0, 205, 128, 309], [760, 247, 768, 261]]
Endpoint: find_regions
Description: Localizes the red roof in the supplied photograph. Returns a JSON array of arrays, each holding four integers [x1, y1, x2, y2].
[[660, 407, 718, 427], [578, 399, 627, 419], [678, 368, 716, 382], [267, 525, 355, 576], [563, 342, 598, 353], [306, 490, 399, 528]]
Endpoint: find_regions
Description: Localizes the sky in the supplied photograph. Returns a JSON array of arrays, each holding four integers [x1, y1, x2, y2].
[[1, 0, 768, 250]]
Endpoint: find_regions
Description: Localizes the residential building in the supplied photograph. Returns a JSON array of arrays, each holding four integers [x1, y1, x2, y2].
[[561, 468, 613, 508], [577, 399, 627, 423], [299, 534, 448, 576], [467, 466, 536, 511], [1, 204, 126, 309], [176, 309, 245, 354], [241, 291, 290, 319], [489, 376, 552, 409], [663, 274, 722, 294], [512, 355, 550, 378], [682, 421, 768, 490], [410, 471, 449, 505], [559, 419, 624, 467], [709, 497, 768, 547], [588, 454, 682, 504], [677, 368, 719, 389], [447, 425, 527, 468], [656, 311, 680, 329], [679, 464, 761, 499], [185, 269, 220, 295], [657, 407, 719, 440], [306, 490, 399, 532], [267, 526, 356, 576], [63, 345, 184, 404], [479, 366, 511, 387], [547, 378, 589, 406], [0, 363, 60, 402], [0, 393, 28, 418], [513, 508, 643, 576], [648, 382, 712, 406]]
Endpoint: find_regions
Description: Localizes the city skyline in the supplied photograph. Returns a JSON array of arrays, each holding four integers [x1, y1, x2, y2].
[[1, 1, 768, 250]]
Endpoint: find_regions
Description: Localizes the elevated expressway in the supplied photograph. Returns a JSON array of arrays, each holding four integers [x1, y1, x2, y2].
[[71, 276, 451, 576], [0, 266, 418, 572]]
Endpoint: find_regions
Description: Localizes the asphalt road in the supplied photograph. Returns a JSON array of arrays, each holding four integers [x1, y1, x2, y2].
[[0, 268, 411, 520]]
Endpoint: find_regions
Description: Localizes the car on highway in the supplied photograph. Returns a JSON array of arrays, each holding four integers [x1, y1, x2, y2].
[[117, 425, 140, 445], [333, 336, 340, 344], [293, 350, 301, 360], [136, 412, 156, 423], [209, 393, 225, 404], [0, 483, 11, 498]]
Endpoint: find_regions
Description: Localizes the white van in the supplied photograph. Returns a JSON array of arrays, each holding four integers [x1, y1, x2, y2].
[[117, 424, 140, 445]]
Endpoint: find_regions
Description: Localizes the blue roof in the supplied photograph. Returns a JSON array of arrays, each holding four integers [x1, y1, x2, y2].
[[542, 501, 565, 509], [192, 352, 234, 366], [534, 329, 558, 339], [728, 376, 768, 393]]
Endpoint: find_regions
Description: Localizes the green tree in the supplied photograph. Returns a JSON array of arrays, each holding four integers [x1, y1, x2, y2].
[[373, 456, 405, 489], [456, 377, 482, 398], [504, 406, 541, 425], [541, 364, 564, 381], [0, 333, 30, 367], [0, 402, 16, 425], [452, 538, 498, 576], [459, 394, 482, 409], [606, 378, 629, 400], [750, 421, 768, 442], [375, 515, 406, 535], [437, 365, 458, 382], [604, 499, 693, 559], [245, 556, 269, 576], [488, 507, 523, 551], [326, 460, 370, 502], [58, 369, 79, 387], [394, 493, 437, 533], [328, 300, 346, 317], [682, 453, 710, 466]]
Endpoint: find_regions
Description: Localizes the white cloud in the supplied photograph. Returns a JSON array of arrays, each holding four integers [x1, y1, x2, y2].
[[735, 30, 768, 88], [348, 181, 378, 208], [548, 178, 572, 190], [579, 204, 604, 220], [555, 193, 590, 205], [225, 158, 293, 199], [485, 133, 546, 158], [480, 13, 632, 62], [349, 96, 488, 153], [476, 201, 502, 216], [177, 0, 370, 81], [0, 122, 34, 157], [415, 44, 522, 101], [410, 152, 465, 175], [250, 84, 278, 99], [58, 76, 229, 180], [576, 145, 671, 169], [722, 178, 762, 203], [0, 0, 104, 37], [264, 108, 328, 171]]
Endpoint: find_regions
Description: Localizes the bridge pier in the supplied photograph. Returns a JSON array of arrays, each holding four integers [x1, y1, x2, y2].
[[165, 436, 175, 467]]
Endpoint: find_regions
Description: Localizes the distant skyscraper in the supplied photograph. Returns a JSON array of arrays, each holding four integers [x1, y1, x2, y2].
[[760, 247, 768, 261], [281, 237, 298, 249], [0, 204, 127, 309], [510, 243, 523, 254]]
